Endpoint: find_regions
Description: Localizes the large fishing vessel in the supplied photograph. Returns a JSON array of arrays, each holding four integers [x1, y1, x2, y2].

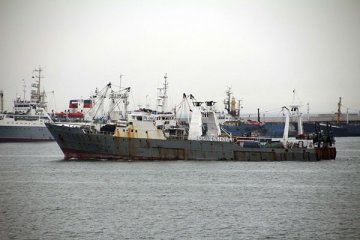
[[46, 76, 336, 161], [0, 67, 54, 142]]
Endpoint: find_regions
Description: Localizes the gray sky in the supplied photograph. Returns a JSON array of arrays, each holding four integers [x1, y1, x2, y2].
[[1, 0, 359, 115]]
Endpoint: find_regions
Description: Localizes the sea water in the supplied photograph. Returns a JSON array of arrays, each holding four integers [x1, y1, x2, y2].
[[0, 138, 359, 239]]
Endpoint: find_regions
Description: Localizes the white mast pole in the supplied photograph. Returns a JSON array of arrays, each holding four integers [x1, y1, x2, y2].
[[162, 73, 168, 112]]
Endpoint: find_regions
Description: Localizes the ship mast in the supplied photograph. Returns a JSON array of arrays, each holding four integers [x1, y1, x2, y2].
[[32, 66, 43, 103], [289, 89, 303, 136], [336, 97, 342, 125], [107, 75, 131, 121], [157, 73, 168, 112], [224, 87, 232, 114], [22, 79, 26, 101], [0, 90, 3, 113], [119, 74, 130, 119]]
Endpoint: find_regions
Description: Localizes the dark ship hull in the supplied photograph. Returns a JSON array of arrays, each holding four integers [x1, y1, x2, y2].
[[301, 122, 360, 137], [223, 121, 360, 138], [222, 122, 291, 138], [0, 125, 54, 142]]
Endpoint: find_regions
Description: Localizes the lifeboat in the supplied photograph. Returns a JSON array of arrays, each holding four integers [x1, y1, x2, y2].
[[68, 112, 84, 118], [54, 112, 84, 118], [54, 112, 67, 117]]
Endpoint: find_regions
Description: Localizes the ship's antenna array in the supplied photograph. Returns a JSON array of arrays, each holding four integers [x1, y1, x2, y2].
[[157, 73, 168, 112], [31, 66, 47, 110], [22, 79, 26, 101], [32, 66, 43, 103]]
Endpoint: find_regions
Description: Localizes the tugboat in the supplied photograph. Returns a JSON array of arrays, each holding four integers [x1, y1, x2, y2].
[[0, 67, 54, 142], [46, 75, 336, 161]]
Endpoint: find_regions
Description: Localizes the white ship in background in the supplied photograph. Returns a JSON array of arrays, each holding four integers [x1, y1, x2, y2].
[[0, 67, 54, 142]]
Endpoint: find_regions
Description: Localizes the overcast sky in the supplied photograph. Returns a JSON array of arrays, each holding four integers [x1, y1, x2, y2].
[[0, 0, 359, 115]]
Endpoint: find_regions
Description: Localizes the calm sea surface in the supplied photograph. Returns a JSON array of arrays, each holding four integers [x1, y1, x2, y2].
[[1, 138, 360, 239]]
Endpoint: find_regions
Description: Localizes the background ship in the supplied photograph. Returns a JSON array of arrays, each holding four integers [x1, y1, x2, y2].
[[220, 89, 360, 138], [301, 97, 360, 137], [0, 67, 54, 142]]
